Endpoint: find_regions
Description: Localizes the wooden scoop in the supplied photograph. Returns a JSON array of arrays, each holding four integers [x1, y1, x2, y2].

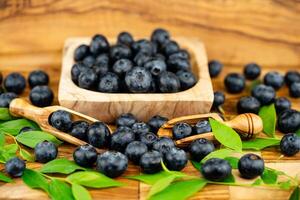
[[158, 113, 263, 147], [9, 98, 110, 153]]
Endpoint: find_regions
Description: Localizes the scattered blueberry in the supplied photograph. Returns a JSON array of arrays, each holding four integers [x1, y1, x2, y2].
[[189, 138, 215, 162], [144, 59, 167, 76], [125, 141, 148, 165], [132, 122, 151, 138], [73, 144, 97, 167], [158, 71, 181, 93], [0, 92, 17, 108], [29, 85, 54, 107], [251, 84, 276, 105], [289, 82, 300, 98], [49, 110, 72, 132], [74, 44, 90, 62], [152, 137, 175, 155], [193, 120, 212, 135], [69, 120, 89, 141], [96, 151, 128, 178], [125, 67, 153, 93], [201, 158, 232, 181], [285, 71, 300, 86], [34, 141, 58, 163], [238, 154, 264, 179], [87, 122, 111, 148], [140, 150, 162, 174], [243, 63, 261, 80], [117, 32, 134, 46], [110, 126, 135, 152], [97, 72, 120, 93], [90, 34, 109, 55], [5, 157, 26, 177], [208, 60, 223, 78], [163, 147, 187, 171], [139, 132, 158, 149], [176, 70, 196, 90], [172, 122, 192, 140], [212, 91, 225, 108], [78, 69, 98, 90], [4, 73, 26, 94], [113, 59, 133, 76], [116, 113, 137, 127], [280, 133, 300, 156], [28, 70, 49, 88], [19, 126, 36, 134], [274, 97, 291, 114], [263, 71, 284, 90], [224, 73, 246, 94], [237, 96, 261, 114], [277, 109, 300, 133]]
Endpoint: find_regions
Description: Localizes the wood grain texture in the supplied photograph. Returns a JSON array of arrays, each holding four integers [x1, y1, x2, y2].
[[59, 37, 213, 123]]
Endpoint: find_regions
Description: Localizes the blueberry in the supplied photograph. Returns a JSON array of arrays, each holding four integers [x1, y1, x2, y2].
[[158, 71, 181, 93], [224, 73, 246, 94], [144, 59, 167, 76], [139, 132, 158, 149], [69, 120, 89, 141], [113, 59, 133, 76], [251, 84, 276, 105], [132, 39, 154, 55], [151, 28, 170, 47], [73, 144, 97, 167], [193, 120, 212, 135], [189, 138, 215, 162], [140, 150, 162, 174], [277, 109, 300, 133], [116, 113, 137, 127], [237, 96, 261, 114], [93, 62, 109, 77], [96, 151, 128, 178], [125, 67, 153, 93], [87, 122, 111, 148], [29, 85, 54, 107], [90, 34, 109, 55], [212, 91, 225, 108], [95, 53, 110, 66], [153, 53, 166, 61], [34, 141, 58, 163], [0, 92, 17, 108], [110, 44, 132, 61], [28, 70, 49, 88], [49, 110, 72, 132], [132, 122, 151, 138], [74, 44, 90, 62], [78, 69, 98, 90], [152, 137, 175, 155], [4, 73, 26, 94], [243, 63, 261, 80], [5, 157, 25, 177], [201, 158, 232, 181], [110, 126, 135, 152], [82, 55, 96, 68], [167, 58, 191, 72], [280, 133, 300, 156], [117, 32, 134, 46], [172, 122, 192, 140], [263, 72, 284, 90], [163, 147, 187, 171], [162, 40, 179, 56], [97, 72, 120, 93], [169, 50, 190, 60], [148, 115, 168, 133], [133, 52, 152, 66], [71, 63, 89, 85], [275, 97, 291, 114], [290, 82, 300, 98], [238, 153, 264, 179], [125, 141, 148, 165], [208, 60, 223, 78], [176, 70, 197, 90], [19, 126, 36, 134], [285, 71, 300, 86]]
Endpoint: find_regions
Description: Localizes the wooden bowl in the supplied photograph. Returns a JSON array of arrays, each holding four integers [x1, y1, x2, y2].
[[58, 37, 213, 123]]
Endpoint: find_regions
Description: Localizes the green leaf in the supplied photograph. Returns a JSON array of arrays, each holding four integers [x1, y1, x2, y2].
[[261, 168, 278, 184], [16, 131, 62, 148], [296, 129, 300, 137], [0, 119, 40, 136], [259, 104, 276, 137], [0, 171, 13, 183], [0, 132, 5, 147], [221, 174, 235, 183], [150, 179, 207, 200], [209, 118, 242, 152], [191, 160, 201, 171], [147, 174, 177, 198], [252, 178, 262, 186], [19, 148, 35, 162], [22, 169, 49, 193], [67, 171, 123, 188], [289, 187, 300, 200], [242, 138, 280, 150], [279, 180, 291, 190], [126, 171, 174, 185], [71, 183, 92, 200], [0, 108, 15, 121], [224, 157, 239, 169], [201, 148, 234, 163], [1, 144, 18, 161], [250, 80, 262, 90], [49, 179, 74, 200], [40, 158, 85, 174]]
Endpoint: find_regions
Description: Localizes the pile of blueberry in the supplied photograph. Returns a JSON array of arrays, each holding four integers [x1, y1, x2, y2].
[[172, 119, 211, 140], [0, 71, 54, 108], [71, 28, 197, 93]]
